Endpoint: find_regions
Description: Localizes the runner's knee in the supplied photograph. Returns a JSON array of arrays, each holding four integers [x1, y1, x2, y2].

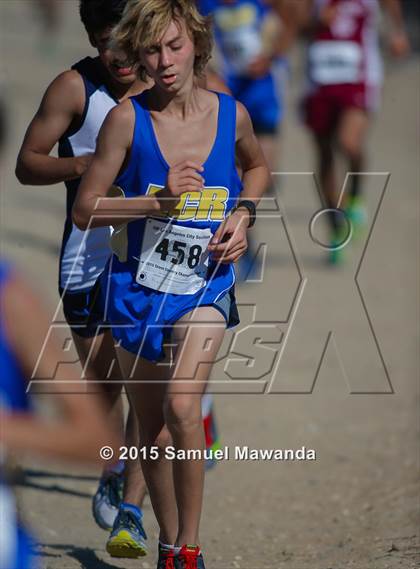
[[339, 129, 363, 161], [164, 394, 202, 434], [141, 424, 172, 451]]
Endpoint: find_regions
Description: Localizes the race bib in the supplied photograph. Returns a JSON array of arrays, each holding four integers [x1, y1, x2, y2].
[[220, 26, 262, 74], [309, 41, 362, 85], [136, 218, 212, 295]]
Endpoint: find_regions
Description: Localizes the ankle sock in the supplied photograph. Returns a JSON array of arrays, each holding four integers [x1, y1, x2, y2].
[[159, 541, 173, 552], [159, 541, 181, 555]]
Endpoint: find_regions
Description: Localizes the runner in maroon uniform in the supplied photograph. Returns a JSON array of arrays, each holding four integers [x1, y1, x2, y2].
[[301, 0, 409, 262]]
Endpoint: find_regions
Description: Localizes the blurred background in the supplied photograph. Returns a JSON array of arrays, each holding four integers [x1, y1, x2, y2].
[[1, 1, 419, 568]]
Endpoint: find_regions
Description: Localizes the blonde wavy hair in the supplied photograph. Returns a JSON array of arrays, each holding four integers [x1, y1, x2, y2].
[[111, 0, 213, 81]]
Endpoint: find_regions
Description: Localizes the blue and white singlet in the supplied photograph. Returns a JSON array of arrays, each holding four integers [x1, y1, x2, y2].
[[58, 57, 116, 293], [199, 0, 286, 132], [100, 91, 242, 360], [200, 0, 270, 76]]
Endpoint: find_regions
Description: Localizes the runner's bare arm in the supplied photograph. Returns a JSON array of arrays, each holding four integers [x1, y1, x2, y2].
[[381, 0, 410, 57], [72, 101, 161, 230], [209, 102, 270, 260], [270, 0, 302, 56], [15, 70, 94, 185], [247, 0, 302, 77], [381, 0, 406, 30], [289, 0, 314, 33]]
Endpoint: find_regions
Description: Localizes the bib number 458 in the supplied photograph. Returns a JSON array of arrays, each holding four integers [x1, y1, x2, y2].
[[155, 238, 203, 269]]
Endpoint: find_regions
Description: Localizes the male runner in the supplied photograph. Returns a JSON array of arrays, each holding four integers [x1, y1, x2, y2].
[[300, 0, 409, 263], [0, 259, 121, 569], [15, 0, 150, 557], [198, 0, 299, 277], [73, 1, 270, 567], [16, 0, 223, 558]]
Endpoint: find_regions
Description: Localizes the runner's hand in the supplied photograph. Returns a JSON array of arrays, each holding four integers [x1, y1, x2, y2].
[[74, 153, 94, 177], [246, 54, 272, 79], [208, 209, 249, 263], [157, 160, 204, 213], [388, 31, 410, 58]]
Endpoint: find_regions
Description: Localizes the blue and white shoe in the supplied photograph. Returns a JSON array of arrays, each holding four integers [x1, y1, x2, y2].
[[106, 503, 148, 558], [92, 472, 123, 530]]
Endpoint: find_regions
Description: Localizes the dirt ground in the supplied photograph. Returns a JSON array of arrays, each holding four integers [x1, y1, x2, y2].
[[1, 2, 419, 568]]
